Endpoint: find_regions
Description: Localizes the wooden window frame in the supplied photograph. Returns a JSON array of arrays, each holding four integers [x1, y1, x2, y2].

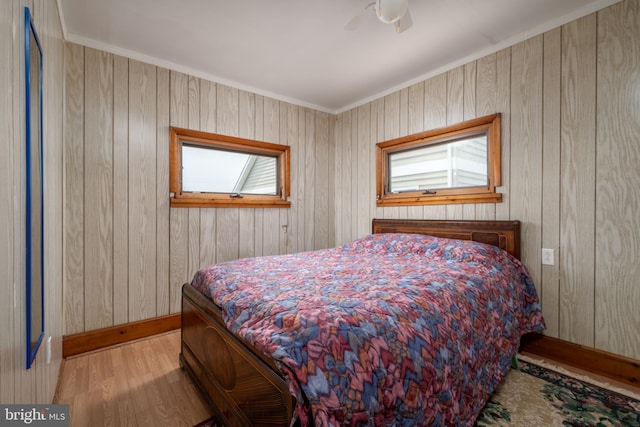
[[376, 113, 502, 206], [170, 127, 291, 208]]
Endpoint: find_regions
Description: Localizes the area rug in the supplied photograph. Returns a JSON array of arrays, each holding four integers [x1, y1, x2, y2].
[[194, 355, 640, 426], [476, 354, 640, 426]]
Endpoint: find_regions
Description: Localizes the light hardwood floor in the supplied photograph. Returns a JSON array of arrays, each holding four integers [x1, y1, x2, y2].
[[54, 330, 213, 427]]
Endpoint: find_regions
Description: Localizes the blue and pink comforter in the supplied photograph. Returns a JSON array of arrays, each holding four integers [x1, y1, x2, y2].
[[191, 233, 545, 426]]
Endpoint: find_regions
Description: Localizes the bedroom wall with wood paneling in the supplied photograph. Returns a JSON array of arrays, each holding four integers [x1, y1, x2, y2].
[[62, 0, 638, 364], [334, 0, 640, 360], [0, 0, 65, 404], [63, 47, 334, 334]]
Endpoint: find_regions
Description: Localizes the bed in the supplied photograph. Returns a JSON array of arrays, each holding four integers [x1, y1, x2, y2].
[[180, 219, 545, 426]]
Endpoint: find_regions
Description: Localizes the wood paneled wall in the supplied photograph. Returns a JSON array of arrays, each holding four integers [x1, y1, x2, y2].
[[0, 0, 65, 404], [335, 0, 640, 360], [594, 0, 640, 359], [62, 0, 639, 362], [63, 47, 334, 334]]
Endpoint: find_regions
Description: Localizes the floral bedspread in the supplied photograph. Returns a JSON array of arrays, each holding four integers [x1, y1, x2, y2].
[[191, 233, 545, 426]]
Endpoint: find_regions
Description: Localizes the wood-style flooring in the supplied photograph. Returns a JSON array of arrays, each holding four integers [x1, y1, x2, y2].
[[54, 330, 213, 427]]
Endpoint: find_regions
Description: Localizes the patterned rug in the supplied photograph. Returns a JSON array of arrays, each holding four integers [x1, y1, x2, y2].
[[194, 355, 640, 426], [477, 354, 640, 426]]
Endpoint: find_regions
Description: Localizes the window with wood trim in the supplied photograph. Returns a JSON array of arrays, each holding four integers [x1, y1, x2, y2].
[[376, 114, 502, 206], [170, 127, 290, 208]]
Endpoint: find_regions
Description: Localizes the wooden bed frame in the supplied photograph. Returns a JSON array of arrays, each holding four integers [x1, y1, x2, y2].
[[180, 219, 522, 426]]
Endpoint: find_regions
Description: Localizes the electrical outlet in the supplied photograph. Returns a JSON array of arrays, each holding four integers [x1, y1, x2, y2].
[[541, 248, 555, 266]]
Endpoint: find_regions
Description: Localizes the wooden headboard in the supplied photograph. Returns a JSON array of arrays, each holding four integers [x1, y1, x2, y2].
[[372, 219, 521, 260]]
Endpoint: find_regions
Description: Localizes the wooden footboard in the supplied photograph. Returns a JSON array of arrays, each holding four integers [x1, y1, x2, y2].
[[181, 283, 294, 426]]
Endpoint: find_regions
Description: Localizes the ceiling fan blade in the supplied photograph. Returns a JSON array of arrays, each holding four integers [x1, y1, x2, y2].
[[395, 8, 413, 33], [345, 2, 375, 31]]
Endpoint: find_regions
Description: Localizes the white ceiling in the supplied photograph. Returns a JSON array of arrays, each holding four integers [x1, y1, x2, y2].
[[57, 0, 618, 113]]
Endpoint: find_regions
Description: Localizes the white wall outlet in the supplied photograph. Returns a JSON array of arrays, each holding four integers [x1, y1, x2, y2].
[[541, 248, 555, 266]]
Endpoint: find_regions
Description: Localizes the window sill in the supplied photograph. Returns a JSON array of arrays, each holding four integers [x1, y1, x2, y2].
[[377, 192, 502, 207], [170, 194, 291, 208]]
